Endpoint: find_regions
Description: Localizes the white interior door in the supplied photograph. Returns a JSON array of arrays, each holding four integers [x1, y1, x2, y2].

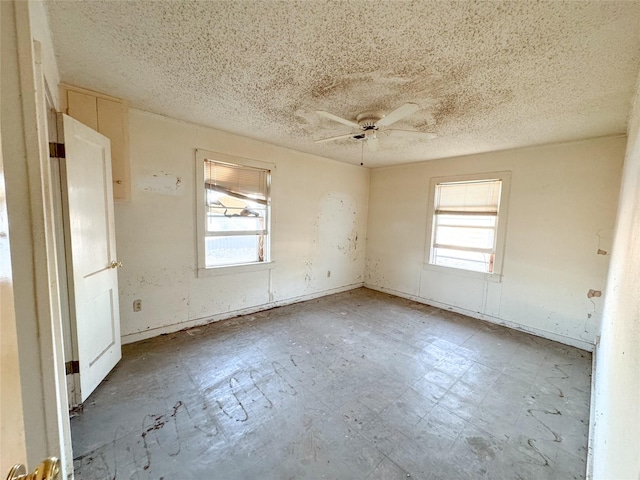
[[61, 113, 121, 402]]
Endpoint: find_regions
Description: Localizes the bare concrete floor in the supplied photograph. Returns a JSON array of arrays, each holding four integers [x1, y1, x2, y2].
[[72, 288, 591, 479]]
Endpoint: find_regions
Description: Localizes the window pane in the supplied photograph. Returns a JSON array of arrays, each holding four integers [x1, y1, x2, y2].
[[207, 211, 265, 233], [433, 248, 493, 273], [205, 235, 263, 267], [434, 224, 495, 250], [436, 214, 496, 228], [206, 192, 266, 233]]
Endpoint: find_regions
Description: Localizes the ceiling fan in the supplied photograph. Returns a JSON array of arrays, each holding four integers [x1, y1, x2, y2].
[[314, 102, 436, 150]]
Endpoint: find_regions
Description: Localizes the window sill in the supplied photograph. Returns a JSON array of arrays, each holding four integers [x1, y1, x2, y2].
[[197, 261, 275, 278], [422, 262, 503, 283]]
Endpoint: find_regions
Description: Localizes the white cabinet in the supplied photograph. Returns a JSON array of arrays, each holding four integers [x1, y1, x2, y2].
[[61, 84, 131, 202]]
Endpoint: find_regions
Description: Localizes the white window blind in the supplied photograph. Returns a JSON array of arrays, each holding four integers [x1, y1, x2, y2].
[[435, 179, 501, 215], [205, 160, 268, 205]]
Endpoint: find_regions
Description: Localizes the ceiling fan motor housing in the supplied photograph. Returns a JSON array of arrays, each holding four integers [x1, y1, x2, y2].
[[356, 113, 382, 131], [355, 116, 381, 141]]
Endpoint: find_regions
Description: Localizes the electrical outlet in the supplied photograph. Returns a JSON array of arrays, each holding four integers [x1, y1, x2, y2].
[[133, 299, 142, 312]]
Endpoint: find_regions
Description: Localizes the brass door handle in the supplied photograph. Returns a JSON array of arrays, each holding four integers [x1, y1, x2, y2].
[[6, 457, 60, 480], [110, 260, 123, 269]]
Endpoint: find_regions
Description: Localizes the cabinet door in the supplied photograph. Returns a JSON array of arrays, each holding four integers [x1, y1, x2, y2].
[[97, 98, 130, 201], [65, 87, 130, 202], [67, 90, 98, 130]]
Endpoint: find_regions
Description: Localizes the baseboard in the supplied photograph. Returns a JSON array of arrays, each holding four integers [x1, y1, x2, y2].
[[121, 282, 364, 344], [364, 283, 595, 352], [122, 281, 595, 351]]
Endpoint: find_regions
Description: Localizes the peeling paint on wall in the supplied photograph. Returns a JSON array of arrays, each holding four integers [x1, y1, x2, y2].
[[316, 192, 359, 258], [596, 228, 614, 256], [365, 257, 382, 285], [301, 192, 361, 290], [137, 171, 184, 196]]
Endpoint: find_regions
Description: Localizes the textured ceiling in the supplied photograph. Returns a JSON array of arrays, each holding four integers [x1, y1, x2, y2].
[[45, 1, 640, 167]]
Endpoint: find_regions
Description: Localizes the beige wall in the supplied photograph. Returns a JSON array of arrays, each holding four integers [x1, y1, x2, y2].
[[365, 136, 625, 349], [0, 71, 27, 472], [116, 110, 369, 342], [0, 280, 26, 474], [592, 81, 640, 479], [1, 1, 43, 468]]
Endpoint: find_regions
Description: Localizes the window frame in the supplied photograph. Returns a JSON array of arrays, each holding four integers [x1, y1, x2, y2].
[[195, 149, 275, 277], [424, 171, 511, 281]]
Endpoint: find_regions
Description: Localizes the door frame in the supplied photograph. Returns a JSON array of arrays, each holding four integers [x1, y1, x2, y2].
[[3, 2, 73, 477], [50, 110, 80, 410]]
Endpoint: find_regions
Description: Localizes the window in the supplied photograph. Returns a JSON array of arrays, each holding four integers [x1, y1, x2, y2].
[[196, 150, 272, 273], [428, 174, 509, 275]]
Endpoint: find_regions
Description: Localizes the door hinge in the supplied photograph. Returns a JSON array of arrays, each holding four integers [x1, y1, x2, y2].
[[65, 360, 79, 375], [49, 142, 65, 158]]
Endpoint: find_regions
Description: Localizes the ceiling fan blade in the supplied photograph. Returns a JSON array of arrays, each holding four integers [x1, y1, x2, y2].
[[386, 129, 437, 140], [314, 132, 357, 143], [366, 136, 379, 152], [315, 110, 360, 128], [376, 103, 420, 127]]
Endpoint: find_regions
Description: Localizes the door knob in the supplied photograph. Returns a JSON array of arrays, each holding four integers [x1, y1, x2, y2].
[[6, 457, 60, 480], [110, 260, 123, 269]]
